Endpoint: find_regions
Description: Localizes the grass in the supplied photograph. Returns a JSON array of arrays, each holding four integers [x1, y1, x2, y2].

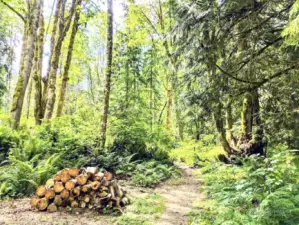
[[115, 193, 165, 225]]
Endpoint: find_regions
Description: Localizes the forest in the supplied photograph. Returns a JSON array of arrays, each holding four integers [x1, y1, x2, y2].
[[0, 0, 299, 224]]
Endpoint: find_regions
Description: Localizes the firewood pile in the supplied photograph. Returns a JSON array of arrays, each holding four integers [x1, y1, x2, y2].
[[30, 167, 130, 212]]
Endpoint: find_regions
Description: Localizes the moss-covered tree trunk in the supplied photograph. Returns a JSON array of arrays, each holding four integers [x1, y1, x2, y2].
[[226, 101, 236, 147], [56, 0, 82, 117], [33, 8, 44, 125], [99, 0, 114, 149], [239, 89, 264, 155], [41, 0, 61, 117], [10, 0, 42, 129], [44, 0, 76, 120]]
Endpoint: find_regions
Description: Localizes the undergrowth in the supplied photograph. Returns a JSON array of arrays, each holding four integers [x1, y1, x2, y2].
[[188, 144, 299, 225], [116, 193, 165, 225], [0, 113, 176, 198]]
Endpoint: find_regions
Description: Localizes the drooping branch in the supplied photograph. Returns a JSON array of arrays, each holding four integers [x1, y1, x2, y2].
[[0, 0, 26, 22], [216, 64, 261, 84]]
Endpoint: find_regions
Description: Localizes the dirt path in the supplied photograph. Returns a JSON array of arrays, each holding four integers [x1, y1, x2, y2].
[[155, 163, 203, 225], [0, 163, 203, 225]]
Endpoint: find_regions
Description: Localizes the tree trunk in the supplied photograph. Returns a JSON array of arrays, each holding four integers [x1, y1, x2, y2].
[[214, 102, 231, 154], [99, 0, 114, 149], [241, 92, 253, 141], [41, 0, 62, 117], [165, 82, 172, 131], [33, 8, 44, 125], [44, 0, 76, 120], [226, 101, 236, 147], [10, 0, 42, 129], [56, 0, 82, 117], [26, 76, 33, 119]]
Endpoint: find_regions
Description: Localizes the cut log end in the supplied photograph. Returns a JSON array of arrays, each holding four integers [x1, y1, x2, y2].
[[36, 185, 46, 197], [37, 197, 48, 211], [53, 182, 64, 193], [30, 196, 40, 209], [47, 203, 58, 212]]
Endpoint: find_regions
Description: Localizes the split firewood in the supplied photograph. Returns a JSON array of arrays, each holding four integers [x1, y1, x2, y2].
[[45, 188, 55, 199], [100, 177, 110, 187], [107, 200, 113, 208], [36, 185, 46, 197], [100, 186, 109, 192], [104, 171, 113, 181], [93, 172, 104, 181], [121, 197, 129, 206], [65, 179, 77, 190], [45, 179, 55, 187], [91, 181, 100, 190], [98, 191, 108, 198], [112, 197, 121, 208], [30, 196, 40, 208], [79, 201, 86, 208], [54, 195, 62, 206], [81, 184, 91, 193], [70, 200, 79, 208], [60, 189, 70, 199], [68, 195, 75, 202], [53, 182, 64, 193], [47, 203, 58, 212], [83, 195, 91, 203], [109, 185, 115, 198], [113, 182, 124, 198], [37, 197, 48, 211], [90, 190, 97, 197], [61, 174, 71, 183], [77, 174, 88, 185], [72, 187, 81, 197], [86, 167, 98, 175], [69, 168, 80, 177]]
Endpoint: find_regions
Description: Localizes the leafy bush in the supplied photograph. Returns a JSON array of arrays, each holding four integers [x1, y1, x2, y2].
[[110, 119, 172, 161], [0, 153, 60, 199]]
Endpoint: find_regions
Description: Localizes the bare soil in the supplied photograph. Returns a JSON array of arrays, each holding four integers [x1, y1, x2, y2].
[[0, 163, 203, 225]]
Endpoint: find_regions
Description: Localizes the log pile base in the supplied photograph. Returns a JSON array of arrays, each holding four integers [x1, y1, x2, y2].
[[30, 167, 130, 212]]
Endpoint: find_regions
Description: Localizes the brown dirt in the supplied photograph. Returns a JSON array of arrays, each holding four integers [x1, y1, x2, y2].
[[0, 163, 203, 225]]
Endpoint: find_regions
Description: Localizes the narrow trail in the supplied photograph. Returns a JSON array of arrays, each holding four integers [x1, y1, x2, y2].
[[0, 163, 203, 225], [155, 163, 204, 225], [124, 162, 204, 225]]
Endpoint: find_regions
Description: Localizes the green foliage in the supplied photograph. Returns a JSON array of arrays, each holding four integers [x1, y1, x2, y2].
[[188, 145, 299, 225], [132, 160, 178, 187], [0, 153, 60, 199], [170, 134, 225, 166]]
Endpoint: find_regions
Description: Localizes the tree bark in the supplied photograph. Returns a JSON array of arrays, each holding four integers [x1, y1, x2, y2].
[[56, 0, 82, 117], [226, 100, 236, 147], [10, 0, 42, 129], [41, 0, 61, 117], [99, 0, 114, 149], [33, 8, 44, 125], [44, 0, 76, 120]]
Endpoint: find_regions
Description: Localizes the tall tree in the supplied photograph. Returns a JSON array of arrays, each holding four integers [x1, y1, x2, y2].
[[44, 0, 77, 120], [9, 0, 43, 129], [99, 0, 114, 149], [33, 4, 44, 125], [56, 0, 83, 117]]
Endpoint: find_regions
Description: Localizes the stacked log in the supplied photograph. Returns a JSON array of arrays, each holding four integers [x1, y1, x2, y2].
[[30, 167, 130, 212]]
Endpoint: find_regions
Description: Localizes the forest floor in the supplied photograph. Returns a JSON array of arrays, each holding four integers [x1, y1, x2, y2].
[[0, 163, 204, 225]]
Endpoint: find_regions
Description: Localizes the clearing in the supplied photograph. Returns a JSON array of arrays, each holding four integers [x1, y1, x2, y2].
[[0, 163, 203, 225]]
